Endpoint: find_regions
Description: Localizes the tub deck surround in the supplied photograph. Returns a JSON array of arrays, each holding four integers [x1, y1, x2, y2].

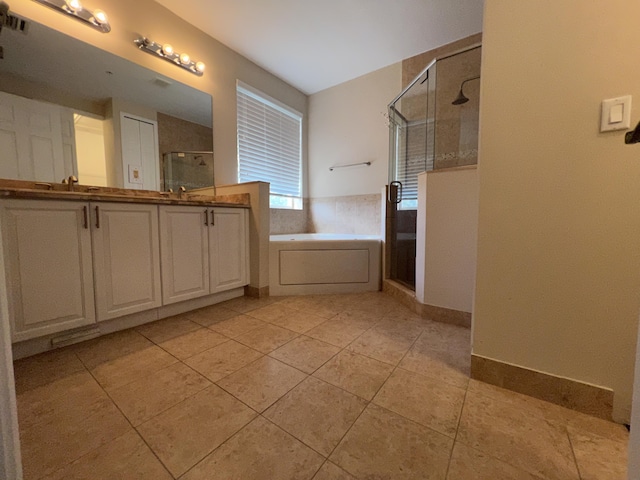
[[0, 179, 250, 207], [270, 234, 382, 296]]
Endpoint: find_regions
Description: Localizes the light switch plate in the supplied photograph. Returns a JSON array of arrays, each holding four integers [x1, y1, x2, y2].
[[128, 164, 143, 184], [601, 95, 632, 132]]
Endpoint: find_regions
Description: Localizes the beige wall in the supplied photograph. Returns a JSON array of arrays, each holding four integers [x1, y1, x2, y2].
[[75, 116, 108, 186], [416, 167, 478, 312], [10, 0, 307, 187], [630, 319, 640, 478], [308, 63, 401, 198], [474, 0, 640, 422]]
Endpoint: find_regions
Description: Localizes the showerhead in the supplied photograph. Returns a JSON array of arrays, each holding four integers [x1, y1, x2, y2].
[[451, 75, 480, 106], [452, 90, 469, 105]]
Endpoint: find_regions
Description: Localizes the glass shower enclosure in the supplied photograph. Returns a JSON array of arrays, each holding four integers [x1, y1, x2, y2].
[[162, 151, 214, 192], [387, 45, 481, 289]]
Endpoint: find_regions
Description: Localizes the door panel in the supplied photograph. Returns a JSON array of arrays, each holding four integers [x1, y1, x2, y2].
[[1, 200, 95, 342], [159, 206, 210, 304], [92, 202, 162, 321]]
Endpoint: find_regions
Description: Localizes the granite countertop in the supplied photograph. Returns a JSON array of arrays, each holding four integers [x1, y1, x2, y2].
[[0, 179, 250, 208]]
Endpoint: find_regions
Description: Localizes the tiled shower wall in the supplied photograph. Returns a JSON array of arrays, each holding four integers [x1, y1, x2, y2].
[[270, 194, 382, 235]]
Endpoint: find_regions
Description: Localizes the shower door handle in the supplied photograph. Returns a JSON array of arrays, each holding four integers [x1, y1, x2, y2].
[[389, 181, 402, 204]]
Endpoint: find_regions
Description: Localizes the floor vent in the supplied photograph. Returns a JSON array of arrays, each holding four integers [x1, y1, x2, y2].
[[50, 327, 101, 348]]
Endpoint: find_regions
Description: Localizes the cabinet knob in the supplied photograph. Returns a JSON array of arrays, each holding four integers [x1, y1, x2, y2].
[[204, 209, 208, 226], [210, 209, 215, 226], [95, 205, 100, 228]]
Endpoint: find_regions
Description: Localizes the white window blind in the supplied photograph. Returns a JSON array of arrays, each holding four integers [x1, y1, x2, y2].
[[237, 84, 302, 209]]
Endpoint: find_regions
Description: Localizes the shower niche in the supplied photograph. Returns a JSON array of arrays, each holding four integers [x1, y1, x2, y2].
[[387, 44, 481, 290], [162, 151, 214, 192]]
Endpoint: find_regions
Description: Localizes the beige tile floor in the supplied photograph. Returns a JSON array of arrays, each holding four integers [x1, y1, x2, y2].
[[13, 292, 629, 480]]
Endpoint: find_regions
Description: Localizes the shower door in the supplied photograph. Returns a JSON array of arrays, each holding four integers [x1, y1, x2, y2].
[[386, 44, 481, 290], [387, 61, 436, 289]]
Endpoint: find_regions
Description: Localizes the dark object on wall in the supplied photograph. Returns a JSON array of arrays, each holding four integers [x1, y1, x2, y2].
[[452, 76, 480, 105], [624, 120, 640, 144], [0, 2, 29, 35]]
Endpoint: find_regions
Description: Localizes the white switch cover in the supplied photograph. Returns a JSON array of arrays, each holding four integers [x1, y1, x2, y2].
[[128, 165, 143, 184], [601, 95, 632, 132]]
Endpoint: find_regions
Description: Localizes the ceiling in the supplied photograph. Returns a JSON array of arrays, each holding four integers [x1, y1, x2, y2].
[[153, 0, 484, 95]]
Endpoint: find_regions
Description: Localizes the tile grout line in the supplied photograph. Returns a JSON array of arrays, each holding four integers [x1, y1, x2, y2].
[[566, 428, 585, 480], [444, 384, 470, 479], [75, 351, 176, 479], [315, 316, 423, 477]]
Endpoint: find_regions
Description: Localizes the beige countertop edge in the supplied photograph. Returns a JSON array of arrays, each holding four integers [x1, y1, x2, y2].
[[0, 189, 250, 208]]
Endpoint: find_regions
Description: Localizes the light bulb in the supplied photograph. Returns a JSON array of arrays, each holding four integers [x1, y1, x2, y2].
[[195, 62, 206, 73], [179, 53, 190, 65], [162, 44, 174, 56], [65, 0, 83, 12], [92, 9, 108, 25]]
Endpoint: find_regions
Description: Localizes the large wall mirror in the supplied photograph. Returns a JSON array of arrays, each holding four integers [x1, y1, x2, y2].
[[0, 15, 213, 192]]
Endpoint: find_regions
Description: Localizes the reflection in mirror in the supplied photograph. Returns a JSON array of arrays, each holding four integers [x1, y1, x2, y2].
[[0, 14, 213, 191]]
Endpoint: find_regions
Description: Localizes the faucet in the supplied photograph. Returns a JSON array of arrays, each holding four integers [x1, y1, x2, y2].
[[178, 186, 186, 199], [61, 175, 78, 192]]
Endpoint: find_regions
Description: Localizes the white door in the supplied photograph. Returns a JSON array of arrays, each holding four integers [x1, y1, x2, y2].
[[209, 208, 249, 293], [91, 202, 162, 321], [0, 91, 71, 182], [1, 199, 95, 342], [159, 205, 210, 305], [121, 114, 159, 191]]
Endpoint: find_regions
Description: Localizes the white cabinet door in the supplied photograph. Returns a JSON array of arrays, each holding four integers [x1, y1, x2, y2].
[[91, 202, 162, 321], [121, 114, 159, 191], [0, 91, 72, 182], [209, 208, 249, 293], [159, 205, 210, 305], [1, 199, 95, 342]]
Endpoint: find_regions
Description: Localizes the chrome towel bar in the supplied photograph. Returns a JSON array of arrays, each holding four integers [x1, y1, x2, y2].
[[329, 161, 371, 171]]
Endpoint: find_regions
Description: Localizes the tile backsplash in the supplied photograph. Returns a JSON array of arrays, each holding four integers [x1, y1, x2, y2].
[[270, 200, 310, 234], [309, 194, 382, 235], [270, 194, 383, 236]]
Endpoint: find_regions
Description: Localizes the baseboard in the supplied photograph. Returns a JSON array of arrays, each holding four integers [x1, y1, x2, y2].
[[382, 280, 471, 328], [471, 354, 614, 420], [245, 285, 269, 298]]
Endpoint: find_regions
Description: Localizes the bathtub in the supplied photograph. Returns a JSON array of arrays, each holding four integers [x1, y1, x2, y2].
[[269, 233, 382, 296]]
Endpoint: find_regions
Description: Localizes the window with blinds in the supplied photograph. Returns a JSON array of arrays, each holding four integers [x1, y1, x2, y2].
[[237, 84, 303, 209]]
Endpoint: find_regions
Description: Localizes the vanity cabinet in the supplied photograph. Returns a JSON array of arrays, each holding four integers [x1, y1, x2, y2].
[[159, 206, 249, 305], [0, 199, 95, 342], [1, 197, 249, 342], [91, 202, 162, 321]]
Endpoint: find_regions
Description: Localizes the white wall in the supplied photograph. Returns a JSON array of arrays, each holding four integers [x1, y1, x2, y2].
[[416, 167, 478, 312], [308, 63, 401, 198], [474, 0, 640, 422]]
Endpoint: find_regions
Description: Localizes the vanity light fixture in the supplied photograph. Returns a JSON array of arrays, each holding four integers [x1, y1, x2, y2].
[[32, 0, 111, 33], [134, 37, 205, 77]]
